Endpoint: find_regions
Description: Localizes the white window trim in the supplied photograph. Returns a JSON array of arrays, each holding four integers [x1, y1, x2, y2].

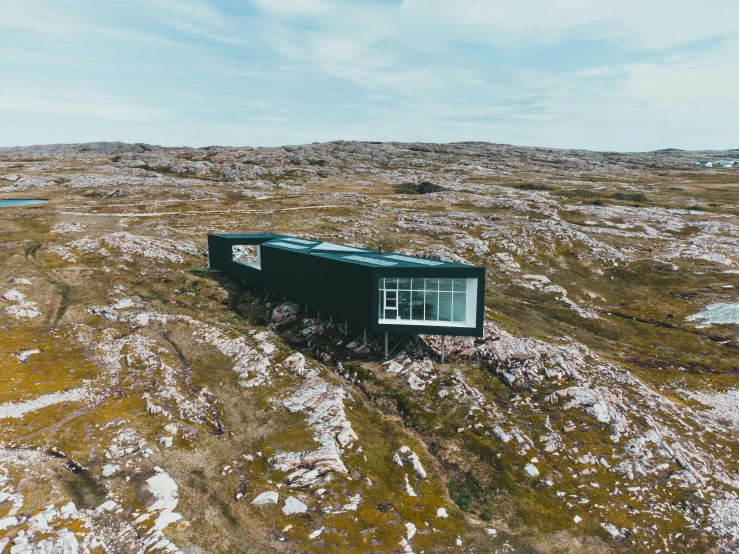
[[378, 317, 476, 328], [378, 277, 477, 328]]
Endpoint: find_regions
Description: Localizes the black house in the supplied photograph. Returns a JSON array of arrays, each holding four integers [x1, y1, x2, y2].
[[208, 234, 486, 345]]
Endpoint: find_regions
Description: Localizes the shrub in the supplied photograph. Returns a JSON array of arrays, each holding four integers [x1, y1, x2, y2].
[[417, 181, 449, 194], [140, 164, 174, 173], [611, 192, 647, 202], [395, 183, 420, 194], [573, 189, 599, 197], [518, 183, 552, 191], [395, 182, 449, 194]]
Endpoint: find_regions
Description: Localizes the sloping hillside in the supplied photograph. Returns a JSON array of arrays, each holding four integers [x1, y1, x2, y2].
[[1, 141, 738, 553]]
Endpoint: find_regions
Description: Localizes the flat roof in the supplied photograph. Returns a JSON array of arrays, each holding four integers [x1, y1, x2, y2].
[[212, 233, 471, 269]]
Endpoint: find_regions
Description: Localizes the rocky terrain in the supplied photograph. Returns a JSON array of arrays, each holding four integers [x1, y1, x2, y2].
[[0, 140, 738, 553]]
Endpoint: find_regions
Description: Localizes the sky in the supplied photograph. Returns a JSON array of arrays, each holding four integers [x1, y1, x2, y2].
[[1, 0, 737, 151]]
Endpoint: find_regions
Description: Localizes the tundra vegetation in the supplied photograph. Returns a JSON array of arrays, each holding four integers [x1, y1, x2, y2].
[[0, 141, 738, 553]]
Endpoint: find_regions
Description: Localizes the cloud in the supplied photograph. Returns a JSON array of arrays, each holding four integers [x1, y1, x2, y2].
[[0, 47, 80, 67], [0, 0, 738, 150], [139, 0, 252, 46], [250, 0, 333, 16], [0, 1, 174, 44], [397, 0, 738, 51], [0, 89, 170, 123], [574, 65, 611, 78], [620, 38, 739, 111]]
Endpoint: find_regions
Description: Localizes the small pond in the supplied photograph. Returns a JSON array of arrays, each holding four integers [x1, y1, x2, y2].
[[0, 199, 49, 207], [687, 301, 739, 327]]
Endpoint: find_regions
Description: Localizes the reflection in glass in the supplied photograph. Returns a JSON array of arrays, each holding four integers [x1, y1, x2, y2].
[[453, 293, 466, 322], [424, 291, 438, 321], [379, 277, 469, 324], [439, 278, 454, 291], [411, 291, 425, 320], [398, 291, 411, 319], [439, 292, 452, 321]]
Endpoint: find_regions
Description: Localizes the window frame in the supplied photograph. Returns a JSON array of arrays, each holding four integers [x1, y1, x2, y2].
[[232, 244, 261, 270], [378, 276, 477, 328]]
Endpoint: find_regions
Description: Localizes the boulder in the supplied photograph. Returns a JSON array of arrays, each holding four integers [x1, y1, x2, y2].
[[272, 302, 300, 324], [282, 496, 307, 515], [252, 491, 278, 505]]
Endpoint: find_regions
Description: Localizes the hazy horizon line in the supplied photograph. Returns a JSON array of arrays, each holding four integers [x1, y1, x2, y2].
[[1, 139, 737, 156]]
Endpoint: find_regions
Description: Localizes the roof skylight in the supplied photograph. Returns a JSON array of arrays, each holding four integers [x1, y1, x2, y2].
[[384, 254, 444, 266], [314, 242, 366, 252], [343, 255, 397, 266], [283, 237, 316, 245], [270, 241, 309, 250]]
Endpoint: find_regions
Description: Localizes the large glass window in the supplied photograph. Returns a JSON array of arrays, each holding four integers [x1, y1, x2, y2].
[[379, 277, 469, 324]]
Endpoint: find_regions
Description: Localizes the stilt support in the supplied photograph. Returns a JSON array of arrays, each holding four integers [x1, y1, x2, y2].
[[440, 335, 445, 363], [363, 329, 367, 345], [385, 333, 389, 358], [344, 321, 348, 334]]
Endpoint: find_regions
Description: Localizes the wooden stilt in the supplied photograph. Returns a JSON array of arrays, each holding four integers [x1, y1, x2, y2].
[[363, 329, 367, 345], [441, 335, 445, 363], [385, 333, 389, 358]]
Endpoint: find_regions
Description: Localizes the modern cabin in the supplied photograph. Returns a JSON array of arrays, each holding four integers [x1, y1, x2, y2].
[[208, 234, 486, 341]]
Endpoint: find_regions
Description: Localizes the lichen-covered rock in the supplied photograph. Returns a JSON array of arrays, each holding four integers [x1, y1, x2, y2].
[[4, 140, 739, 553], [394, 446, 427, 479], [66, 232, 202, 264], [557, 386, 627, 428], [282, 496, 307, 515], [271, 377, 358, 486], [272, 302, 300, 323], [252, 491, 279, 505]]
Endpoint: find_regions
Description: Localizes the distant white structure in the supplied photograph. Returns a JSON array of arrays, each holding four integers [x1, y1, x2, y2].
[[695, 160, 737, 168]]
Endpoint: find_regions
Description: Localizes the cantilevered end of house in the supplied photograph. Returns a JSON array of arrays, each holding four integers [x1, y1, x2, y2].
[[208, 234, 486, 344]]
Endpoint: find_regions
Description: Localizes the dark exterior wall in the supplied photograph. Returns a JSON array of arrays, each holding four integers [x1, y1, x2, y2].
[[255, 248, 374, 329], [208, 234, 279, 272], [208, 234, 485, 337], [209, 235, 375, 330]]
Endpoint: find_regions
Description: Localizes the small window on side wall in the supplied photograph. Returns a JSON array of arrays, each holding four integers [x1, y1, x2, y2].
[[233, 245, 261, 269]]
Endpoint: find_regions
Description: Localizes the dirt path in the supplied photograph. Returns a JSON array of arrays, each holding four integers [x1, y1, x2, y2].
[[59, 204, 345, 217]]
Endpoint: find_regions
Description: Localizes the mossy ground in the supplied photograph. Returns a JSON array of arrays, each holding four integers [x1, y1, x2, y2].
[[0, 150, 737, 552]]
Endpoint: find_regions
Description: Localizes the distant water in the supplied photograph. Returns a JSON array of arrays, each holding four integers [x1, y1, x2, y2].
[[687, 301, 739, 327], [0, 199, 48, 207]]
